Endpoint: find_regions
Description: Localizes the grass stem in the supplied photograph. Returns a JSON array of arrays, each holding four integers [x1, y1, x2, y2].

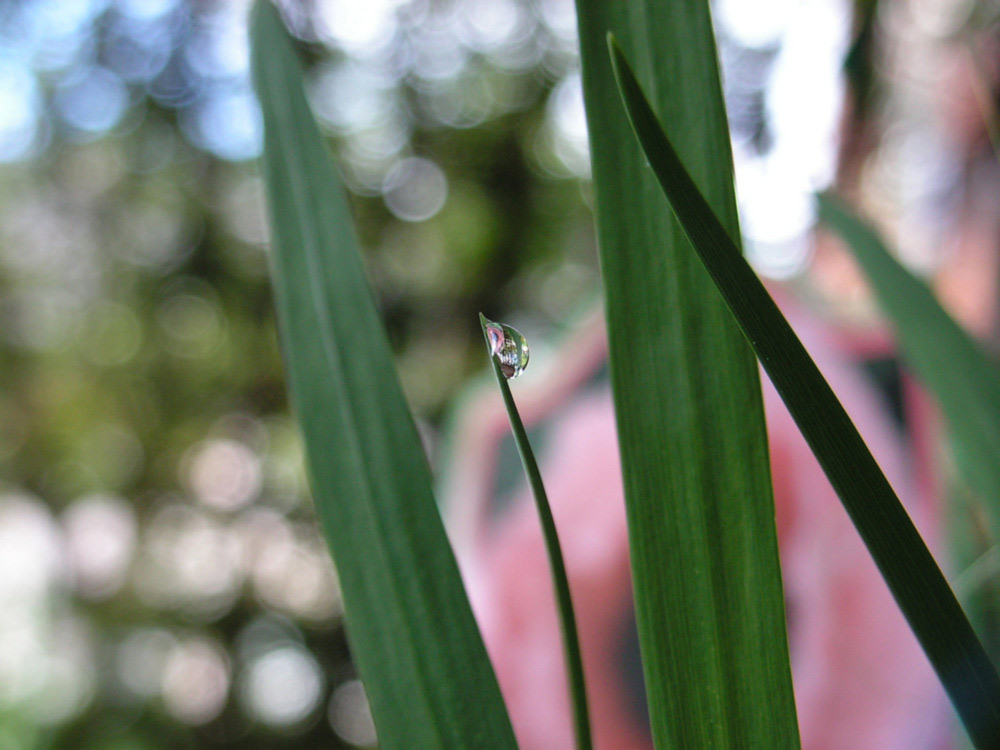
[[480, 314, 593, 750]]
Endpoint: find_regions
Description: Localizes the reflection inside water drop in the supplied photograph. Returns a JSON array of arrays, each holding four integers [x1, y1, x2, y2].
[[481, 315, 529, 379]]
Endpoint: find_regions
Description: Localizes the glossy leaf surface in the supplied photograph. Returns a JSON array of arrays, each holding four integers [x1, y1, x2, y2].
[[573, 4, 801, 747]]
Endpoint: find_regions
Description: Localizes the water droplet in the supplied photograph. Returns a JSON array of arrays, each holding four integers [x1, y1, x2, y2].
[[481, 315, 529, 379]]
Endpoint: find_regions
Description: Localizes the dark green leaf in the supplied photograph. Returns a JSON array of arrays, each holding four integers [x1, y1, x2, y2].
[[573, 4, 800, 748], [250, 4, 517, 748], [609, 37, 1000, 748]]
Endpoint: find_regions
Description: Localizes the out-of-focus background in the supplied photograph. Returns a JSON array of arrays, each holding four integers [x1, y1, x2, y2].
[[0, 0, 997, 747]]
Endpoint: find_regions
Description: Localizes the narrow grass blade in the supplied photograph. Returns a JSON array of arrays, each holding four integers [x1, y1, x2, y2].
[[818, 194, 1000, 680], [479, 314, 593, 750], [250, 5, 518, 748], [817, 194, 1000, 516], [609, 37, 1000, 748], [574, 4, 800, 748]]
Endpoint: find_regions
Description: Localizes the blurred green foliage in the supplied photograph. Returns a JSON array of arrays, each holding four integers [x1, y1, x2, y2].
[[0, 0, 596, 747]]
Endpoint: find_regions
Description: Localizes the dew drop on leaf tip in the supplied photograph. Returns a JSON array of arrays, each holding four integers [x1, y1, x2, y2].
[[481, 315, 529, 379]]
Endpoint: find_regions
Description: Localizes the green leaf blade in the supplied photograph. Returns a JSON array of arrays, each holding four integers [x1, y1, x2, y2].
[[480, 313, 593, 750], [574, 6, 800, 748], [250, 4, 517, 749], [817, 194, 1000, 513], [608, 38, 1000, 748]]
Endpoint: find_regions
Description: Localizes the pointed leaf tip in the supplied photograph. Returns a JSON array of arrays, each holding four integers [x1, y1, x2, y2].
[[606, 34, 624, 77]]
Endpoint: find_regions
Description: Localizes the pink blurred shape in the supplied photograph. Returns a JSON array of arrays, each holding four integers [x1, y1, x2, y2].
[[445, 301, 950, 749]]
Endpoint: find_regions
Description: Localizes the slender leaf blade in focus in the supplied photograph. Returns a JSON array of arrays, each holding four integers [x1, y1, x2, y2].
[[817, 194, 1000, 517], [609, 38, 1000, 748], [479, 314, 593, 750], [250, 4, 518, 749], [573, 5, 800, 748]]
